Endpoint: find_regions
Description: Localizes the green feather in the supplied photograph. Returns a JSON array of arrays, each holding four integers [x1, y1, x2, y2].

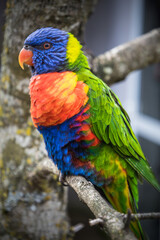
[[77, 68, 160, 193], [127, 157, 160, 192], [77, 67, 160, 240]]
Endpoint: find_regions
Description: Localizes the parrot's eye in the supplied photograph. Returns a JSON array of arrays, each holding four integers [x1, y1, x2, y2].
[[24, 45, 30, 50], [43, 43, 51, 49]]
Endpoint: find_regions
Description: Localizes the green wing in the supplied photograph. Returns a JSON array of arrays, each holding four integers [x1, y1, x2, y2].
[[78, 69, 160, 191]]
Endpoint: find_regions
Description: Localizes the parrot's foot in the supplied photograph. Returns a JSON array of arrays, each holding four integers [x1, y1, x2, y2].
[[123, 209, 132, 229], [59, 172, 68, 186], [104, 176, 114, 186]]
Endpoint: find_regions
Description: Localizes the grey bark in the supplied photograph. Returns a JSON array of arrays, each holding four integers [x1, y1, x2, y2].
[[28, 159, 160, 240], [93, 28, 160, 85], [67, 176, 137, 240], [0, 0, 97, 239], [28, 159, 137, 240]]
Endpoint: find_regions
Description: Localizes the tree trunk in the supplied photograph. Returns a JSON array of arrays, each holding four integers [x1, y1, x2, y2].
[[0, 0, 97, 239]]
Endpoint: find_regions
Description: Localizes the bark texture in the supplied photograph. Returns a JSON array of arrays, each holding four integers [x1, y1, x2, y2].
[[0, 0, 97, 239], [28, 159, 160, 240], [28, 159, 137, 240], [93, 28, 160, 85], [67, 176, 137, 240]]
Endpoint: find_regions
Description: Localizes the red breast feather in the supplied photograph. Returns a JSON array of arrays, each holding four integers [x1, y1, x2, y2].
[[29, 71, 89, 127]]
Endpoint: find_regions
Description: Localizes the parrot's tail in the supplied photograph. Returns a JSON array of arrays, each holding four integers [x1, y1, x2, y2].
[[131, 220, 144, 240], [102, 186, 145, 240]]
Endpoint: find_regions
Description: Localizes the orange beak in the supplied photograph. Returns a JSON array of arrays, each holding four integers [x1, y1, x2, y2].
[[18, 48, 34, 69]]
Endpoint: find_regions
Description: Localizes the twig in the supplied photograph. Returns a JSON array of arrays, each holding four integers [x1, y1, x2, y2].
[[92, 28, 160, 85], [71, 223, 84, 232], [89, 218, 104, 226], [130, 212, 160, 221]]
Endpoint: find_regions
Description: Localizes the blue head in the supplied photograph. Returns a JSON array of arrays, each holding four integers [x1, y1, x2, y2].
[[24, 27, 68, 75], [19, 27, 89, 75]]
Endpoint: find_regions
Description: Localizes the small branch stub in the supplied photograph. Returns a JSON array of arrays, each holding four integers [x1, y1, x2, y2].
[[71, 223, 85, 233], [89, 218, 104, 226]]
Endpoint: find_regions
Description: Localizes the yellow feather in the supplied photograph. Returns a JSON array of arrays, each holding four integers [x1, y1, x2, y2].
[[67, 33, 81, 64]]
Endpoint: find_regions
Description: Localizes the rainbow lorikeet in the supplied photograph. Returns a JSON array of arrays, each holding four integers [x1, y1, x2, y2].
[[18, 27, 160, 239]]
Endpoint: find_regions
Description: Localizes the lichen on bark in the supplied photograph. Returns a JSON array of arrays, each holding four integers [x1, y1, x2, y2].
[[0, 0, 98, 239]]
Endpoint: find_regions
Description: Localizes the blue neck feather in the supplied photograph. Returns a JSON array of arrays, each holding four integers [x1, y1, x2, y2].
[[37, 109, 104, 187]]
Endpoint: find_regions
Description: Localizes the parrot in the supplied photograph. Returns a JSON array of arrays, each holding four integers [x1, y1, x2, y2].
[[18, 27, 160, 240]]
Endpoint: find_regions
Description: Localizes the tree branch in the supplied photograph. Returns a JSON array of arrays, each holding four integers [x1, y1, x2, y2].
[[66, 175, 137, 240], [28, 159, 135, 239], [92, 28, 160, 85], [130, 212, 160, 221], [27, 158, 59, 189], [28, 159, 160, 239]]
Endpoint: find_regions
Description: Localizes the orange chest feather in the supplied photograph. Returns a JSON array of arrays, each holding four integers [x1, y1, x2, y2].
[[29, 71, 89, 127]]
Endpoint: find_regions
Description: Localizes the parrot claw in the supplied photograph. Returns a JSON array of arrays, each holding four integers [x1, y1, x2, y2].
[[123, 209, 132, 229], [59, 172, 68, 186], [104, 176, 114, 186]]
